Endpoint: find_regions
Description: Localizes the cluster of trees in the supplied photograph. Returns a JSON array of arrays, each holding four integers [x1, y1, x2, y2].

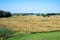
[[13, 13, 60, 17], [41, 13, 60, 17], [0, 10, 60, 18], [13, 13, 34, 16], [0, 10, 12, 18]]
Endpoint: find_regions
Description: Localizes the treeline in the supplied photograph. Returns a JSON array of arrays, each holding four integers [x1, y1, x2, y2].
[[44, 13, 60, 17], [13, 13, 60, 17], [0, 10, 60, 18]]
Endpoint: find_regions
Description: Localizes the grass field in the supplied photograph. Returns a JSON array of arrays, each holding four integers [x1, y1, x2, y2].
[[0, 16, 60, 32], [0, 16, 60, 40], [7, 31, 60, 40]]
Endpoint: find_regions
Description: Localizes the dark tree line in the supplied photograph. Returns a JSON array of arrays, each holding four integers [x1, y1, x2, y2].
[[45, 13, 60, 17], [0, 10, 12, 18], [0, 10, 60, 17], [13, 13, 60, 17], [13, 13, 34, 16]]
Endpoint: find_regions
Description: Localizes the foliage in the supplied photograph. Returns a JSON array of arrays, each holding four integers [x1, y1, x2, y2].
[[36, 13, 40, 16], [0, 10, 12, 18], [0, 27, 15, 40], [12, 12, 60, 17]]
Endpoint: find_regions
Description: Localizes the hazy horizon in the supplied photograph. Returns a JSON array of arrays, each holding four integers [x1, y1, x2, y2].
[[0, 0, 60, 13]]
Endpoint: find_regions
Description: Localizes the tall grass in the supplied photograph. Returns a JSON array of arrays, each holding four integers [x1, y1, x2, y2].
[[0, 16, 60, 33]]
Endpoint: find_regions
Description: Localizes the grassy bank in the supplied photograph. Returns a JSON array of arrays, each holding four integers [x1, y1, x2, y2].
[[7, 31, 60, 40]]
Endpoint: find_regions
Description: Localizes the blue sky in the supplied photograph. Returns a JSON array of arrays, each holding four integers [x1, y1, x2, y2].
[[0, 0, 60, 13]]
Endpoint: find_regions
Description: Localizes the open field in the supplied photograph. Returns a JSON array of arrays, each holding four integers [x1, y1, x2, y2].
[[0, 16, 60, 40], [0, 16, 60, 33]]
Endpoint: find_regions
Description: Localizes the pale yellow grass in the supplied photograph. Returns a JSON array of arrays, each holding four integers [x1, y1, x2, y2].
[[0, 16, 60, 33]]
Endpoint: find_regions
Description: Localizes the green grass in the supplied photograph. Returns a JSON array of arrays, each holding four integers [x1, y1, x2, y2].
[[7, 31, 60, 40], [7, 34, 28, 40]]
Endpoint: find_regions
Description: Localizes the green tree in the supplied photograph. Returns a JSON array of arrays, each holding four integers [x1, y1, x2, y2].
[[0, 10, 12, 18]]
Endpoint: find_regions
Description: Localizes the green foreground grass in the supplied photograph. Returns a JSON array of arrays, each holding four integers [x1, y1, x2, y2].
[[7, 31, 60, 40]]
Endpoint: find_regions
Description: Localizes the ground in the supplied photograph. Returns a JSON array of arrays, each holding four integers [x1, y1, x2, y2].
[[0, 16, 60, 40]]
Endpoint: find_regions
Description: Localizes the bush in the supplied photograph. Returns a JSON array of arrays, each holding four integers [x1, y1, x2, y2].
[[0, 27, 15, 40]]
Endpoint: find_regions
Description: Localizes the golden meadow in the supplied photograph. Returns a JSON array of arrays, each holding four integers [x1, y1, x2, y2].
[[0, 16, 60, 33]]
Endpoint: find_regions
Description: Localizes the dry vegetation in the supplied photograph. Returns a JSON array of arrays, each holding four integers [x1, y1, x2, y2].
[[0, 16, 60, 33]]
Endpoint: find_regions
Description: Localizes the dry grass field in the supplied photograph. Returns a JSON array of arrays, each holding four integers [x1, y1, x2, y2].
[[0, 16, 60, 33]]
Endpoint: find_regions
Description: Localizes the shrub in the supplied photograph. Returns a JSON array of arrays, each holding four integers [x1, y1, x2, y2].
[[0, 27, 15, 40]]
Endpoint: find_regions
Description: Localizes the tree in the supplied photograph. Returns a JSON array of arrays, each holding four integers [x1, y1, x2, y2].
[[36, 13, 40, 16], [0, 10, 12, 18], [41, 14, 46, 17]]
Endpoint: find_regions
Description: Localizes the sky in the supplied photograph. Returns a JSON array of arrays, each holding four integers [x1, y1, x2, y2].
[[0, 0, 60, 13]]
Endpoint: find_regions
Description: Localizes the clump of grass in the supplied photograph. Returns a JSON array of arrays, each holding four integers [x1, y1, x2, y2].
[[0, 26, 16, 40]]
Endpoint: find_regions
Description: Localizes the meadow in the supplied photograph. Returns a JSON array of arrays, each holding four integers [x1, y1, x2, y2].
[[0, 16, 60, 40]]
